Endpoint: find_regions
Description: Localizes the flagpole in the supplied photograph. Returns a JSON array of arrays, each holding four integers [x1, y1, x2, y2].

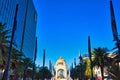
[[78, 51, 84, 80], [32, 37, 37, 80], [32, 62, 35, 80], [74, 58, 76, 68], [49, 60, 52, 73], [79, 54, 82, 80], [71, 62, 75, 80], [42, 49, 45, 80], [2, 4, 18, 80], [22, 0, 29, 80], [23, 69, 26, 80], [20, 0, 28, 52], [88, 36, 94, 80], [110, 0, 120, 56], [110, 1, 120, 79]]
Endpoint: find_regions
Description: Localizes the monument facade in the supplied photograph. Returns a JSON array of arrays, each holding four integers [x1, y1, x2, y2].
[[54, 57, 67, 80]]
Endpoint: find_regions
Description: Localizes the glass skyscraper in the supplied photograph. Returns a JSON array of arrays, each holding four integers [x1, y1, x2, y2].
[[0, 0, 37, 59]]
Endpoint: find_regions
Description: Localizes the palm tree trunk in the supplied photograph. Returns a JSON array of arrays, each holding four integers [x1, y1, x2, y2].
[[116, 62, 120, 80], [100, 66, 104, 80], [23, 68, 26, 80]]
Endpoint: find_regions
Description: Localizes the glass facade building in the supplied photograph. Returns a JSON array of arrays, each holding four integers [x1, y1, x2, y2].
[[0, 0, 37, 59]]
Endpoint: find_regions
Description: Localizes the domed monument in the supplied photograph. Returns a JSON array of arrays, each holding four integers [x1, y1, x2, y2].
[[54, 56, 67, 80]]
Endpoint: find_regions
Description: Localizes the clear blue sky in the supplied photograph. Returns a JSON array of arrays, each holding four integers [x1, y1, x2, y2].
[[33, 0, 120, 68]]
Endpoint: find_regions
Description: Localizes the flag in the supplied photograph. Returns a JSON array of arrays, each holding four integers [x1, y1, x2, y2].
[[34, 37, 37, 61], [110, 1, 118, 41]]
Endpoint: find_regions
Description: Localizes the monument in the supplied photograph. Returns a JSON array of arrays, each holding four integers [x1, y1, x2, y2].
[[54, 56, 67, 80]]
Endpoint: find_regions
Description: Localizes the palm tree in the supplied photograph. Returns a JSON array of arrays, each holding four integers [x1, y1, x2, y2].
[[22, 57, 33, 80], [17, 55, 25, 78], [92, 47, 108, 80], [11, 48, 20, 67], [37, 66, 52, 79], [106, 54, 120, 80], [0, 22, 11, 71], [10, 48, 25, 79]]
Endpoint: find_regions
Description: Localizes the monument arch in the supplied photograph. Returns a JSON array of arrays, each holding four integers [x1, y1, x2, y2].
[[54, 56, 67, 79]]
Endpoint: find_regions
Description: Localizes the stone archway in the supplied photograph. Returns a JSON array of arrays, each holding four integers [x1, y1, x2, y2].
[[57, 69, 65, 78], [54, 56, 67, 80]]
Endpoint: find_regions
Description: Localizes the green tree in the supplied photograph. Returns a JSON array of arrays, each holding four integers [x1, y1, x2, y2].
[[10, 48, 23, 68], [22, 57, 33, 78], [107, 54, 120, 80], [93, 47, 108, 80], [0, 23, 11, 69], [76, 64, 84, 79], [70, 64, 85, 79], [84, 59, 95, 79], [70, 67, 77, 79], [37, 66, 52, 79], [10, 49, 25, 78]]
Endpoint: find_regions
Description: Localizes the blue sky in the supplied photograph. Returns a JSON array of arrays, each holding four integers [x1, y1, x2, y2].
[[33, 0, 120, 68]]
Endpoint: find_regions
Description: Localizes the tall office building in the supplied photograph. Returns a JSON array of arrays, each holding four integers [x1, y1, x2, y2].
[[0, 0, 37, 59]]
